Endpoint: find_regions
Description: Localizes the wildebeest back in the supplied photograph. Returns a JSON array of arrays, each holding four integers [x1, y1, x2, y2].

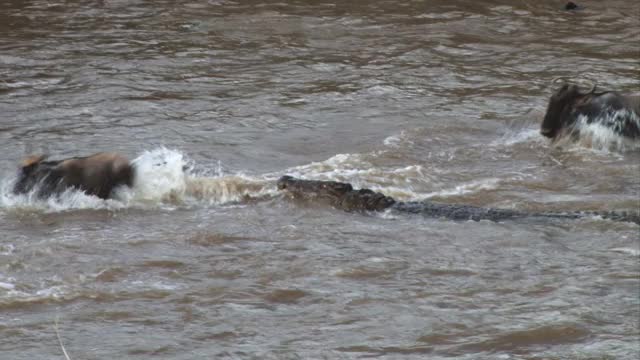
[[13, 152, 134, 199]]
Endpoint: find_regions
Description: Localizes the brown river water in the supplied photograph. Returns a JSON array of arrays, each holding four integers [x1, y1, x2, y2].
[[1, 0, 639, 359]]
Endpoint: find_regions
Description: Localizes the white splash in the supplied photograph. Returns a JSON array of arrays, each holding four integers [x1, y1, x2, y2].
[[491, 128, 543, 146], [570, 112, 640, 152], [419, 177, 503, 200], [383, 131, 414, 148], [0, 282, 15, 291], [278, 153, 438, 199], [276, 150, 515, 203], [129, 147, 189, 204], [0, 275, 16, 291], [551, 109, 640, 152]]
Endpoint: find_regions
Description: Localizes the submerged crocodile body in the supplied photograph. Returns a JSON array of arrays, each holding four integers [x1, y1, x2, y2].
[[277, 176, 640, 225]]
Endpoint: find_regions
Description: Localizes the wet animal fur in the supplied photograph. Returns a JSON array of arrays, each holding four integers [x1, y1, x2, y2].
[[540, 84, 640, 141], [13, 152, 134, 199]]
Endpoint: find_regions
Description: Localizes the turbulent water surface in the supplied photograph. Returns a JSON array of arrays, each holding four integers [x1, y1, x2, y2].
[[1, 1, 639, 359]]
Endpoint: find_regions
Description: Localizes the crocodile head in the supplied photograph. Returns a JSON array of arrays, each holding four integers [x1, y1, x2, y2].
[[277, 175, 396, 212]]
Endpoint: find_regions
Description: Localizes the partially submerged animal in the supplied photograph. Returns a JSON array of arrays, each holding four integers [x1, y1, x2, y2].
[[13, 152, 134, 199], [564, 2, 580, 10], [540, 82, 640, 142], [277, 176, 640, 225]]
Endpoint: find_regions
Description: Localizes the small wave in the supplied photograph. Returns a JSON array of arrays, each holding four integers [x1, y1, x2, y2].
[[280, 153, 437, 200], [278, 152, 512, 202], [364, 85, 401, 96], [0, 285, 68, 308], [491, 128, 543, 147], [0, 280, 179, 308], [609, 248, 640, 256], [419, 178, 503, 200], [383, 131, 414, 148], [0, 78, 66, 89], [0, 244, 15, 256], [0, 281, 15, 291], [282, 153, 427, 183], [281, 153, 372, 177]]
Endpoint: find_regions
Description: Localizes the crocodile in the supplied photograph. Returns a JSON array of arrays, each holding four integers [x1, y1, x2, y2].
[[277, 175, 640, 225]]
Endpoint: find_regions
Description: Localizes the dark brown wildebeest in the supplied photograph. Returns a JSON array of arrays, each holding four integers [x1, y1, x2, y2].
[[540, 83, 640, 141], [13, 152, 134, 199]]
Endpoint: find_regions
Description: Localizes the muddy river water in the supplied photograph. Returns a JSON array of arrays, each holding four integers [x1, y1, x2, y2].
[[0, 0, 639, 359]]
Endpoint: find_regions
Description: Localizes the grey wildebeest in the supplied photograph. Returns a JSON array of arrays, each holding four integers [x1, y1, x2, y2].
[[540, 82, 640, 143], [12, 152, 134, 199], [277, 176, 640, 225]]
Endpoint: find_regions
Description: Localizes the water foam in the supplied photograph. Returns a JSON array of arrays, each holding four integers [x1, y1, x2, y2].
[[129, 147, 190, 204], [419, 177, 503, 200], [546, 110, 640, 153], [609, 248, 640, 256], [278, 152, 506, 202], [491, 128, 543, 147], [0, 273, 16, 292], [278, 153, 436, 200], [383, 131, 414, 148], [185, 175, 275, 204], [0, 281, 15, 291], [130, 148, 276, 206]]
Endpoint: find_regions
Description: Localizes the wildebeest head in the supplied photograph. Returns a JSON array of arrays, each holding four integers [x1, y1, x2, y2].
[[12, 152, 134, 199], [540, 83, 587, 139]]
